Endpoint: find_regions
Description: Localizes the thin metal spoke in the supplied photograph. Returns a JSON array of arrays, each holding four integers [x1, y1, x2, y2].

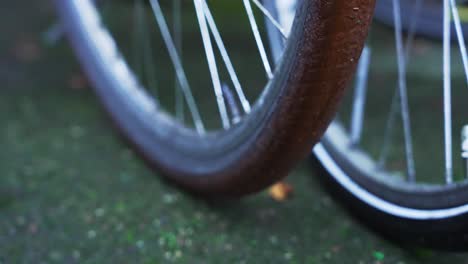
[[149, 0, 205, 134], [449, 0, 468, 85], [403, 0, 424, 59], [193, 0, 231, 129], [222, 84, 242, 124], [243, 0, 274, 79], [377, 0, 424, 170], [142, 9, 159, 99], [377, 88, 400, 169], [349, 47, 372, 147], [201, 0, 251, 113], [443, 0, 454, 183], [132, 0, 145, 79], [251, 0, 288, 38], [393, 0, 416, 182], [132, 0, 159, 98], [173, 0, 184, 122]]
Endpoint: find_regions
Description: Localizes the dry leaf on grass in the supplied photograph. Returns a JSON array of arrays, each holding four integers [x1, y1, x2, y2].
[[268, 181, 293, 202]]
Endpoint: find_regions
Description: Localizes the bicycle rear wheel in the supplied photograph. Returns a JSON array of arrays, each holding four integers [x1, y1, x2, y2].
[[272, 0, 468, 248], [55, 0, 374, 196]]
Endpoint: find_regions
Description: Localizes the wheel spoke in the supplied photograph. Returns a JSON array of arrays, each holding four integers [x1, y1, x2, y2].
[[173, 0, 185, 122], [201, 0, 251, 113], [132, 0, 158, 97], [449, 0, 468, 85], [443, 0, 453, 184], [251, 0, 288, 39], [132, 0, 144, 79], [349, 47, 371, 147], [377, 0, 423, 172], [243, 0, 273, 79], [393, 0, 416, 182], [149, 0, 205, 134], [377, 88, 400, 170], [222, 84, 242, 124], [403, 0, 424, 59], [143, 15, 159, 99], [193, 0, 230, 129]]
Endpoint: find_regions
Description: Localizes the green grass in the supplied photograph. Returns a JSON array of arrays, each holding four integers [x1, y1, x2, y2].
[[1, 1, 468, 263]]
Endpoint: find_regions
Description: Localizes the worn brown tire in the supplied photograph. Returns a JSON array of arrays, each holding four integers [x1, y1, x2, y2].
[[56, 0, 375, 197]]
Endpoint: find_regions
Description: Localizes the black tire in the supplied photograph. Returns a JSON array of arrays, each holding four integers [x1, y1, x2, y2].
[[55, 0, 375, 197]]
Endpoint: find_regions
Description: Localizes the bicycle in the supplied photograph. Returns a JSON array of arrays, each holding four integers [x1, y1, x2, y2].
[[54, 0, 374, 196], [270, 0, 468, 247]]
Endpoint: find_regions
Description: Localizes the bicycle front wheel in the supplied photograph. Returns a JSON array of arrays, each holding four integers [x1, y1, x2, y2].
[[55, 0, 374, 196]]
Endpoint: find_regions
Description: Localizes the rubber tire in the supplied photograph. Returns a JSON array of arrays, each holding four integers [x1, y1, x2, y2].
[[56, 0, 374, 197]]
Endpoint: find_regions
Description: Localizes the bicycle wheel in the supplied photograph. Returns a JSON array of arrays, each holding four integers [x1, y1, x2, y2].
[[55, 0, 374, 196], [270, 0, 468, 247]]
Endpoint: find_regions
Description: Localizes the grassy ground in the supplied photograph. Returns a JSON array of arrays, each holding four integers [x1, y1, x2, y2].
[[2, 1, 468, 263]]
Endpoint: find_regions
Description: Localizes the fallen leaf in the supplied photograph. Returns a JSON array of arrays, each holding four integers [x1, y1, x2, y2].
[[268, 181, 293, 201]]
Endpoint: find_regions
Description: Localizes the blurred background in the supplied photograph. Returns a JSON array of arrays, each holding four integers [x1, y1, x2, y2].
[[2, 1, 468, 263]]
